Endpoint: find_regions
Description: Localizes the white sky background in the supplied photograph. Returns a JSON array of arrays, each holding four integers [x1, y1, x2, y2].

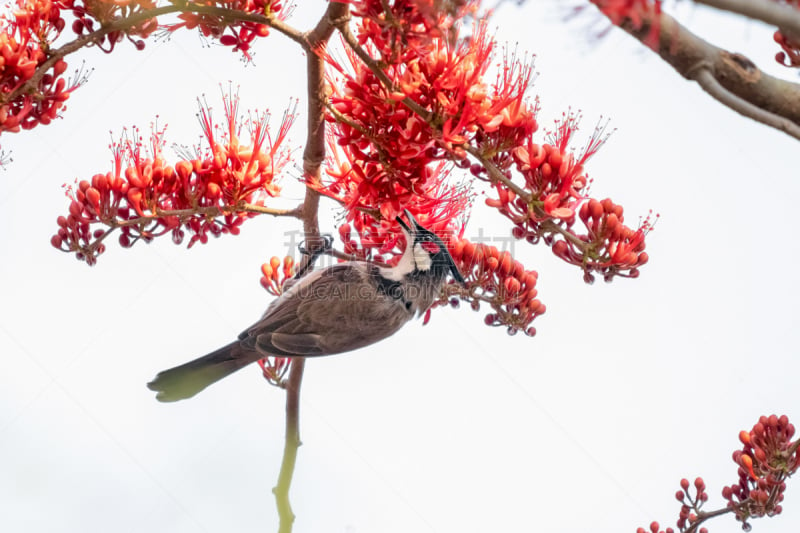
[[1, 1, 799, 532]]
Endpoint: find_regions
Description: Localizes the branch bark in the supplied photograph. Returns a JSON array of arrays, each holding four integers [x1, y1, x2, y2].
[[600, 3, 800, 140], [694, 0, 800, 40]]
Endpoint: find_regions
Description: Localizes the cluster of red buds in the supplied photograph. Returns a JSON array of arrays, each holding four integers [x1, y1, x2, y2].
[[51, 91, 295, 264], [257, 254, 295, 386], [672, 477, 710, 533], [723, 415, 799, 528], [0, 0, 83, 135], [63, 0, 159, 52], [431, 237, 544, 335], [260, 255, 295, 296], [169, 0, 287, 58], [775, 29, 800, 68], [486, 114, 654, 283]]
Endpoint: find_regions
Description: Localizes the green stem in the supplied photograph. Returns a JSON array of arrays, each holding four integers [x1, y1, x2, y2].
[[272, 358, 306, 533]]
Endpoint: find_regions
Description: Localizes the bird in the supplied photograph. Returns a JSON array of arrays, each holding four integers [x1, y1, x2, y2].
[[147, 210, 465, 402]]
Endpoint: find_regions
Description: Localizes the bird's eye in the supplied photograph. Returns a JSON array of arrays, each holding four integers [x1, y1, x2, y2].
[[419, 239, 440, 255]]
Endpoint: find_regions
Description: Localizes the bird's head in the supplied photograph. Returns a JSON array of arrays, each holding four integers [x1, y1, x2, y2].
[[395, 210, 465, 284]]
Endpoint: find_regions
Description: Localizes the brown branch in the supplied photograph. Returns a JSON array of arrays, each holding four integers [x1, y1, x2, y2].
[[606, 5, 800, 140], [694, 0, 800, 40]]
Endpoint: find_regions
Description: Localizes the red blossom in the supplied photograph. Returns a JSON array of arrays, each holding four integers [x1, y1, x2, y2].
[[51, 91, 296, 264]]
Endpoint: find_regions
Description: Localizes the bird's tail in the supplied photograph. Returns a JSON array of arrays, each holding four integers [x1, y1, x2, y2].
[[147, 341, 261, 402]]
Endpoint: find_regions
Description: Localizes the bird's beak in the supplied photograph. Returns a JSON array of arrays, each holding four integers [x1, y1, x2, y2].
[[396, 211, 414, 235]]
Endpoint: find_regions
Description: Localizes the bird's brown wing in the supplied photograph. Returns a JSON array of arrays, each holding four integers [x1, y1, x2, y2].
[[242, 263, 412, 357]]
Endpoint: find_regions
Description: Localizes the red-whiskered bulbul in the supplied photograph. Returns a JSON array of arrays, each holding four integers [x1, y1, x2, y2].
[[147, 210, 464, 401]]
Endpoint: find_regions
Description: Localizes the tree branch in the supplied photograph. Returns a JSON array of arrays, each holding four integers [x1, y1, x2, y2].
[[692, 65, 800, 139], [694, 0, 800, 40], [270, 3, 351, 533], [603, 4, 800, 139]]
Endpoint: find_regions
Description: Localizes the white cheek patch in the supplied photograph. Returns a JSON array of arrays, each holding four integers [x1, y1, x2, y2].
[[413, 243, 433, 271]]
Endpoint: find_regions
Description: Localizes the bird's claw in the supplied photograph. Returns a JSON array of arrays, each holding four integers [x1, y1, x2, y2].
[[297, 234, 334, 256]]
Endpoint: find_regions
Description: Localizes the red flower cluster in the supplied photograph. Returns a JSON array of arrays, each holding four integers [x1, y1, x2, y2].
[[52, 92, 295, 264], [325, 4, 540, 254], [487, 114, 653, 283], [0, 0, 80, 134], [433, 237, 544, 336], [169, 0, 286, 58], [724, 415, 799, 527]]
